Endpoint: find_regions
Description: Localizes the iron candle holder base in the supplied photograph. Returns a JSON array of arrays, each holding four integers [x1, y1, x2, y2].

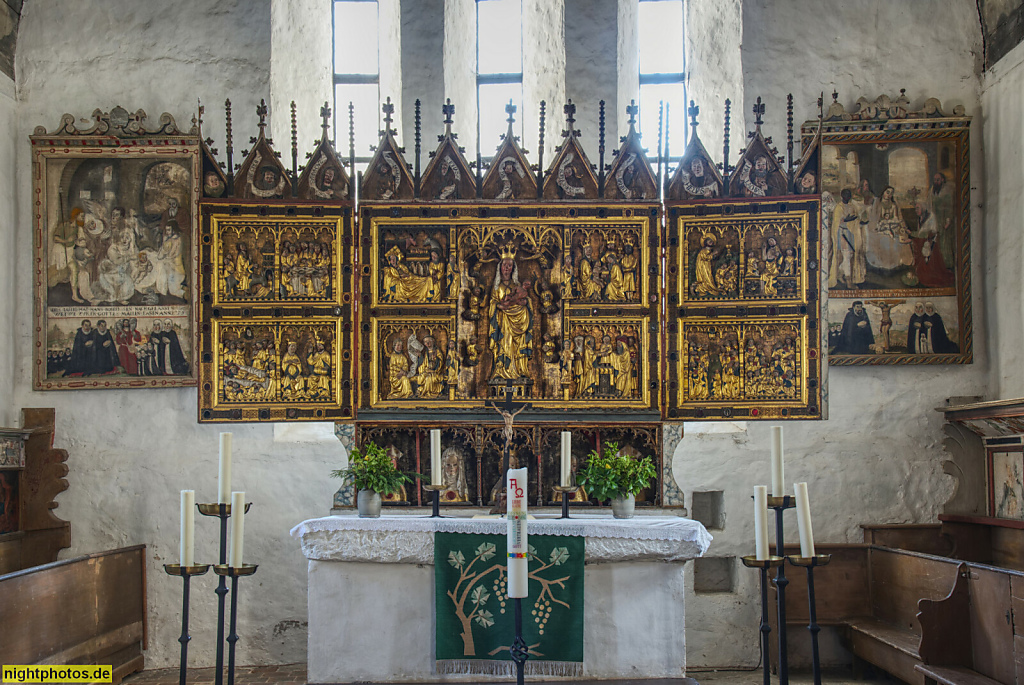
[[787, 554, 832, 685], [197, 502, 252, 685], [553, 485, 579, 518], [213, 564, 258, 685], [164, 564, 210, 685], [768, 495, 795, 685], [422, 485, 448, 518], [742, 555, 783, 685]]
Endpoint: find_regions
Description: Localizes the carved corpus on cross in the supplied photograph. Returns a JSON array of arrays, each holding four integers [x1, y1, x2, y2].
[[488, 379, 532, 491]]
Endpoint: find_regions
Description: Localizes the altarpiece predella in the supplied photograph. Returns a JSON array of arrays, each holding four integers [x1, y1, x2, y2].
[[194, 95, 824, 506]]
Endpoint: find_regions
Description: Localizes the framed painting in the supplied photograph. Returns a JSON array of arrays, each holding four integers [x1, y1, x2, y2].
[[805, 93, 972, 365], [989, 447, 1024, 521], [31, 107, 200, 389]]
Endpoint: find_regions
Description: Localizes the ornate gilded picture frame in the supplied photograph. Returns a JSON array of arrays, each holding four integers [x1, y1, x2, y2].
[[31, 108, 200, 390], [805, 93, 972, 365]]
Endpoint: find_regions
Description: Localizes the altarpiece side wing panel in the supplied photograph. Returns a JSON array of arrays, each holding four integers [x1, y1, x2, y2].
[[665, 198, 822, 420], [198, 203, 355, 422]]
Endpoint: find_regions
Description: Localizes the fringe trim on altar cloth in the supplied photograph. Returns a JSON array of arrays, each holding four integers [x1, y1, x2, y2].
[[436, 659, 584, 677]]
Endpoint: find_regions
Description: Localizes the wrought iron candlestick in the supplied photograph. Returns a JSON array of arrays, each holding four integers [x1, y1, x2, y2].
[[788, 554, 832, 685], [423, 484, 444, 518], [511, 596, 528, 685], [163, 563, 210, 685], [768, 494, 795, 685], [742, 555, 785, 685], [197, 502, 251, 685], [553, 485, 578, 519], [214, 564, 259, 685]]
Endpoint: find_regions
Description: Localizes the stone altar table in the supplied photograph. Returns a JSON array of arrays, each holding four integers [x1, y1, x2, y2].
[[291, 513, 712, 683]]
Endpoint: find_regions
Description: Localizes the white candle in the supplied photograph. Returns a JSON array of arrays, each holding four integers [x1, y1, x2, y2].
[[770, 426, 784, 497], [507, 467, 529, 598], [430, 429, 442, 486], [218, 433, 233, 504], [795, 482, 815, 558], [180, 490, 195, 568], [560, 431, 572, 487], [229, 491, 245, 568], [754, 485, 769, 561]]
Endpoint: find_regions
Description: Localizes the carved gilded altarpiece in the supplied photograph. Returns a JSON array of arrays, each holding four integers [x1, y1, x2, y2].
[[197, 100, 355, 422], [664, 99, 823, 420]]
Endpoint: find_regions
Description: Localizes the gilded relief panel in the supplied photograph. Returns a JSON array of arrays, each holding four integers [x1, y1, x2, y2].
[[213, 319, 342, 408], [679, 211, 808, 304], [212, 216, 341, 306], [359, 205, 660, 417]]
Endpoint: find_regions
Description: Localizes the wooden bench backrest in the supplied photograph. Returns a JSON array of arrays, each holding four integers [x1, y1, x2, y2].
[[0, 545, 146, 666], [869, 547, 961, 632], [968, 567, 1015, 684]]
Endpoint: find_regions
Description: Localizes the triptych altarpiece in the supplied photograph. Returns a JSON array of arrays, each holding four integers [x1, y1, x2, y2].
[[183, 96, 824, 432]]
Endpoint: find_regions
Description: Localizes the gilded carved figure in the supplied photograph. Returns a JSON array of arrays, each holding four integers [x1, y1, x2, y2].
[[488, 246, 533, 382]]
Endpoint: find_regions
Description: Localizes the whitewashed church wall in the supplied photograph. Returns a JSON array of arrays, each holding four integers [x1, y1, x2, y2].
[[401, 0, 445, 154], [270, 0, 333, 155], [0, 75, 16, 427], [442, 0, 477, 157], [684, 0, 743, 155], [565, 0, 618, 161], [673, 0, 988, 668], [523, 0, 566, 165], [12, 0, 345, 670], [982, 39, 1024, 398]]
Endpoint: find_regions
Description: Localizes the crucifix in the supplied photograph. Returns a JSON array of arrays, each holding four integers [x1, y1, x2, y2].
[[487, 379, 531, 499]]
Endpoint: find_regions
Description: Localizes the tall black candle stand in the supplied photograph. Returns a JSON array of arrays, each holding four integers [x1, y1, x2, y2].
[[741, 555, 785, 685], [510, 596, 529, 685], [198, 502, 251, 685], [768, 494, 794, 685], [163, 563, 210, 685], [423, 484, 445, 517], [788, 554, 832, 685], [553, 485, 578, 518], [214, 564, 259, 685]]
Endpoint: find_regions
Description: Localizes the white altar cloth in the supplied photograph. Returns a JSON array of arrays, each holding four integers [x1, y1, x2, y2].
[[293, 513, 712, 683]]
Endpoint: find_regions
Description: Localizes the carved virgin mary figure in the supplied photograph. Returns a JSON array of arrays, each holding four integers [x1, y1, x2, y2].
[[488, 246, 533, 381]]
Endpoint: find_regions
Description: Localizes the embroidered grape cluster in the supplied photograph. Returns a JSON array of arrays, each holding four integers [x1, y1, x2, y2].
[[532, 598, 552, 634], [493, 571, 508, 614]]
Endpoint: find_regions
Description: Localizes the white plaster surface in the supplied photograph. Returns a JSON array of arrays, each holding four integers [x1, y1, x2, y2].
[[565, 0, 617, 162], [0, 77, 16, 428], [270, 0, 332, 156], [306, 558, 687, 683], [523, 0, 566, 167], [443, 0, 477, 157], [401, 0, 445, 154]]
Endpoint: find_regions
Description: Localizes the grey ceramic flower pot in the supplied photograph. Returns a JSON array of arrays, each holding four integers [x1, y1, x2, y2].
[[610, 493, 635, 519], [357, 489, 382, 518]]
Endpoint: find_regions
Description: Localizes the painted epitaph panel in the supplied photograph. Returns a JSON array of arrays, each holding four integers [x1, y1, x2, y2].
[[31, 111, 200, 389], [803, 95, 972, 365], [665, 198, 822, 420]]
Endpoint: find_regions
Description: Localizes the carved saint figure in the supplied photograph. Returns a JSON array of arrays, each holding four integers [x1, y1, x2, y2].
[[381, 246, 437, 303], [281, 341, 306, 400], [680, 157, 719, 198], [488, 250, 533, 381], [414, 335, 445, 398], [578, 245, 601, 299], [693, 235, 720, 295], [603, 252, 627, 302], [620, 243, 638, 298], [387, 338, 414, 399], [306, 339, 332, 399]]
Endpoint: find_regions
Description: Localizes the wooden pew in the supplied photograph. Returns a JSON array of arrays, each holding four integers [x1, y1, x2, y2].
[[774, 544, 1022, 685], [0, 545, 147, 684]]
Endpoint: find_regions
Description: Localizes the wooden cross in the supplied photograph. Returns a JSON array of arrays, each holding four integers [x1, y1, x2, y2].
[[256, 99, 268, 137], [753, 96, 765, 127], [562, 100, 580, 139], [320, 101, 332, 139]]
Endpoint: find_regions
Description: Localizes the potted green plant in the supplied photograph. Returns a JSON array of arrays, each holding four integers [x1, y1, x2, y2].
[[577, 442, 658, 519], [331, 441, 412, 518]]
